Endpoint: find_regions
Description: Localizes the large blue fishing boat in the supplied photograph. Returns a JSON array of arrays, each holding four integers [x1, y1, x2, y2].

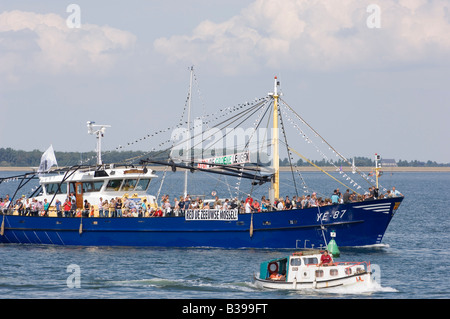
[[0, 71, 404, 248], [0, 196, 402, 248]]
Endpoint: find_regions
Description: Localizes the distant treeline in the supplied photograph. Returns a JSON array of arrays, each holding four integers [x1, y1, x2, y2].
[[0, 148, 158, 167], [293, 157, 450, 167], [0, 148, 448, 167]]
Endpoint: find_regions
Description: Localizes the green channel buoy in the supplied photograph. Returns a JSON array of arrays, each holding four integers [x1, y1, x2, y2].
[[327, 231, 340, 257]]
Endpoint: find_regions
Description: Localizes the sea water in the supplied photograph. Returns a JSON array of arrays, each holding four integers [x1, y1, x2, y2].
[[0, 170, 449, 299]]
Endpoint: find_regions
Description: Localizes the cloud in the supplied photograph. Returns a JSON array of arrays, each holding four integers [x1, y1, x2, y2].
[[0, 10, 136, 81], [154, 0, 450, 74]]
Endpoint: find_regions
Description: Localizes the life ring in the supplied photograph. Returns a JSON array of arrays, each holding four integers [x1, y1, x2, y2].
[[268, 262, 279, 274]]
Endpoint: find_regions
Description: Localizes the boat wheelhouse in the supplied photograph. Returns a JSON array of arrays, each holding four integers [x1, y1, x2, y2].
[[34, 165, 158, 214]]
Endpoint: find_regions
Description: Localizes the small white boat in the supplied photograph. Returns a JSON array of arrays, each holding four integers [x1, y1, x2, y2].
[[253, 250, 373, 290]]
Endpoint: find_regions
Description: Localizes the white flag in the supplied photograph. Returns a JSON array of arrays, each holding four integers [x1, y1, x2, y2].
[[38, 145, 58, 173]]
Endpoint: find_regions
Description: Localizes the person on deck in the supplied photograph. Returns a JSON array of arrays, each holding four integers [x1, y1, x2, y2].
[[116, 198, 123, 217], [98, 197, 104, 217], [184, 195, 191, 211], [55, 199, 62, 217], [63, 198, 71, 217], [319, 250, 333, 266], [392, 186, 403, 197], [343, 189, 351, 204], [252, 200, 261, 212], [301, 195, 309, 209], [245, 200, 252, 214], [331, 190, 339, 204], [82, 200, 90, 218], [285, 196, 292, 210]]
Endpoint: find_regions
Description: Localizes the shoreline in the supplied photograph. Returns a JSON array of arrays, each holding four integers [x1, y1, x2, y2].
[[1, 166, 450, 172]]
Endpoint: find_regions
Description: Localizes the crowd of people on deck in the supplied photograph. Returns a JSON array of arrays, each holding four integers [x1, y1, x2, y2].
[[0, 186, 403, 217]]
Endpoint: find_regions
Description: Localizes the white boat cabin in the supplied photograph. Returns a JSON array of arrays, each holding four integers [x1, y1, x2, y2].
[[257, 250, 371, 289], [35, 166, 158, 209]]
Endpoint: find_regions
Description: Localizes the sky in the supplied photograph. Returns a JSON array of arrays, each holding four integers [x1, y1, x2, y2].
[[0, 0, 449, 163]]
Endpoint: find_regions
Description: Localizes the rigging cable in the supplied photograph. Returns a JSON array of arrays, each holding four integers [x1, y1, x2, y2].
[[152, 98, 268, 162], [288, 146, 361, 195], [280, 98, 375, 188], [280, 102, 372, 192], [189, 99, 270, 157], [277, 101, 299, 198]]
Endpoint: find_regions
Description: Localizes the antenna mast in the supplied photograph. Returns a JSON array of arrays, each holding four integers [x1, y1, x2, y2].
[[87, 121, 111, 165]]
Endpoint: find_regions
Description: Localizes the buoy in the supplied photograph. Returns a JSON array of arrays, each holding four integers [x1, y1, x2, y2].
[[327, 231, 340, 257]]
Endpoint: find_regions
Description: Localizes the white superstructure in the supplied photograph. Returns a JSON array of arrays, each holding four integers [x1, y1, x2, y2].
[[35, 165, 158, 210]]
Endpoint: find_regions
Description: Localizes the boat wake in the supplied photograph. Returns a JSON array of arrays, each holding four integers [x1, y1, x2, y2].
[[286, 280, 398, 296], [317, 280, 397, 295], [108, 276, 255, 293], [340, 243, 390, 252], [352, 243, 390, 249]]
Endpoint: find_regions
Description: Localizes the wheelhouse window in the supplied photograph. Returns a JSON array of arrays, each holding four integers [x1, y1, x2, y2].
[[303, 257, 318, 265], [135, 179, 151, 191], [290, 258, 302, 266], [106, 179, 122, 191], [45, 183, 67, 195], [82, 181, 104, 193], [105, 178, 151, 192], [121, 179, 138, 191]]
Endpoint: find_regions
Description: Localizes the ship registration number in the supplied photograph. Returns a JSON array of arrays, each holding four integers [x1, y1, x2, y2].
[[185, 209, 239, 221], [317, 209, 347, 222]]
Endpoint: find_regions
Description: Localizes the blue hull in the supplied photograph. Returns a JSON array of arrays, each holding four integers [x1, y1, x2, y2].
[[0, 197, 403, 248]]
